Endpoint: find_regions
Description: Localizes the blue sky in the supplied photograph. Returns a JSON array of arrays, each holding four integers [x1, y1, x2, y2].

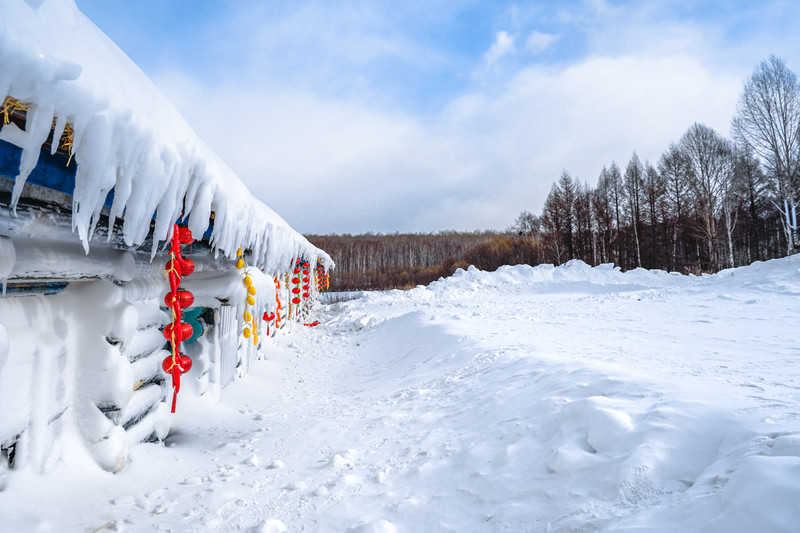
[[74, 0, 800, 234]]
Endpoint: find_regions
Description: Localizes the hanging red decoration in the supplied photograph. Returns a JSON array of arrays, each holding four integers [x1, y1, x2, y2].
[[162, 224, 195, 413], [177, 226, 194, 244], [164, 289, 194, 309]]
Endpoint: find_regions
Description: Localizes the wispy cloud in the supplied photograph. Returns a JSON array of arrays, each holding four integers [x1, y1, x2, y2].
[[525, 31, 558, 54], [484, 30, 515, 68]]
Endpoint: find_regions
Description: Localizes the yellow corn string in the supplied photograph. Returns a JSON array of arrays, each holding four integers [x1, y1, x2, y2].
[[1, 97, 75, 166], [61, 123, 75, 165], [1, 96, 26, 126], [236, 247, 259, 345]]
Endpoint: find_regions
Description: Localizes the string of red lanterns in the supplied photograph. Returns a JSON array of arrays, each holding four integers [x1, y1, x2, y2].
[[291, 260, 302, 308], [161, 224, 195, 413], [301, 260, 311, 300], [315, 260, 328, 293]]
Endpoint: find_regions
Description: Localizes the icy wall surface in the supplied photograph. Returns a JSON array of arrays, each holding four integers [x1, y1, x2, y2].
[[0, 278, 168, 473], [0, 0, 331, 273]]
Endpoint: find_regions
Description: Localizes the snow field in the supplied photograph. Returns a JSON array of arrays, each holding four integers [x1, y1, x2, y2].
[[2, 256, 800, 531]]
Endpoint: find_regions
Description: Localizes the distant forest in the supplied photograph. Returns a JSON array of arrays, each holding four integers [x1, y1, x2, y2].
[[309, 56, 800, 291], [305, 231, 510, 290]]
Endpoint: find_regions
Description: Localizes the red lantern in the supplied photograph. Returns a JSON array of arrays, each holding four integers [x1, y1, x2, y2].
[[180, 258, 195, 276], [302, 293, 309, 298], [162, 355, 192, 373], [292, 297, 301, 304], [263, 311, 275, 321], [167, 258, 194, 277], [292, 277, 300, 284], [164, 289, 194, 309], [293, 268, 300, 274], [178, 354, 193, 372], [176, 289, 194, 308], [163, 323, 184, 342], [162, 322, 193, 342], [178, 226, 194, 244], [291, 287, 300, 294]]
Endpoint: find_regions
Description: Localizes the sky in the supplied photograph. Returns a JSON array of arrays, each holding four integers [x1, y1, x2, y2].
[[73, 0, 800, 235]]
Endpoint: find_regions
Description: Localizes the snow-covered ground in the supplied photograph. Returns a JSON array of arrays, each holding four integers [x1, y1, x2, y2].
[[4, 256, 800, 532]]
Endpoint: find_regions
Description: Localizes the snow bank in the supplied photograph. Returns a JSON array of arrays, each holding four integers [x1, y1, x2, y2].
[[377, 256, 800, 303], [0, 0, 331, 273], [2, 255, 800, 530], [425, 260, 689, 295], [0, 278, 158, 474]]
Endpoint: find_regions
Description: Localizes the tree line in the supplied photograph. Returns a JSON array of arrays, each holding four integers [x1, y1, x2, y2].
[[514, 56, 799, 273], [310, 56, 800, 290], [305, 231, 507, 290]]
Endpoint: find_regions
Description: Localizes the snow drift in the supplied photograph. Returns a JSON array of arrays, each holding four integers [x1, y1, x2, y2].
[[2, 256, 799, 531]]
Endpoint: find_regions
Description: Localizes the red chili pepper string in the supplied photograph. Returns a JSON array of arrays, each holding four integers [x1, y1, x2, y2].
[[163, 223, 194, 413]]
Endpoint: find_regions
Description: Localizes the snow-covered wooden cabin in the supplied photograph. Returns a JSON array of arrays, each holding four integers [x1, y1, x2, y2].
[[0, 0, 332, 475]]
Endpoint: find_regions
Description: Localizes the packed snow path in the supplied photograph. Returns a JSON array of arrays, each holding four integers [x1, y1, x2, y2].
[[4, 258, 800, 532]]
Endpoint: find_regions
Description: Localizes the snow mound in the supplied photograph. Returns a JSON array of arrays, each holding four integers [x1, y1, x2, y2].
[[378, 260, 689, 302]]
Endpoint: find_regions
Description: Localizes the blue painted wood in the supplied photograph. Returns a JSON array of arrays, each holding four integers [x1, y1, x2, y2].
[[0, 139, 215, 239], [0, 138, 114, 208]]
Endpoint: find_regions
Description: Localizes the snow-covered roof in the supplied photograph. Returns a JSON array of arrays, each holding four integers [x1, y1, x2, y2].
[[0, 0, 332, 273]]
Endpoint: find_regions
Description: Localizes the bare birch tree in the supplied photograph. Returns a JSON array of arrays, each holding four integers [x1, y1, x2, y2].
[[680, 123, 734, 269], [624, 153, 644, 268], [732, 55, 800, 253]]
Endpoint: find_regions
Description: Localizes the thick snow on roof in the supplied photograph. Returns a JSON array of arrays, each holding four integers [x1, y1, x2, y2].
[[0, 0, 332, 273]]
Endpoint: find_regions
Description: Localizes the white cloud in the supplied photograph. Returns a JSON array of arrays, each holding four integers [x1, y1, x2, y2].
[[525, 30, 557, 53], [147, 1, 800, 235], [155, 50, 740, 234], [483, 31, 515, 68]]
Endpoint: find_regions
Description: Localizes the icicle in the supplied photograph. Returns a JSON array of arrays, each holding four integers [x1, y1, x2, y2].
[[0, 236, 15, 297], [50, 114, 67, 155], [6, 103, 55, 213]]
